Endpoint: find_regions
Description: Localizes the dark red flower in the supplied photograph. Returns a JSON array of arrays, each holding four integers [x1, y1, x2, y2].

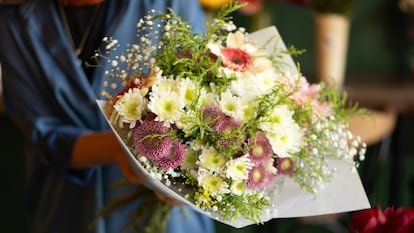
[[350, 205, 387, 233], [384, 207, 414, 233], [350, 206, 414, 233]]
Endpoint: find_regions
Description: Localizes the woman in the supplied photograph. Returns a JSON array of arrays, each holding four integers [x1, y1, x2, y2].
[[0, 0, 215, 232]]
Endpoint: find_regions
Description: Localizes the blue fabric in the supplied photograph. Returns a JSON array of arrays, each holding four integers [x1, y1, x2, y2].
[[0, 1, 214, 233]]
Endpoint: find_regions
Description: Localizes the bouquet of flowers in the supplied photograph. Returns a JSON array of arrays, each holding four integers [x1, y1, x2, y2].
[[96, 2, 368, 231]]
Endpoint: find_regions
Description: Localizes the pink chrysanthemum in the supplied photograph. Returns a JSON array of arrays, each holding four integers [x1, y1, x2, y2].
[[202, 105, 226, 130], [132, 120, 172, 161], [216, 117, 246, 150], [248, 133, 273, 165], [221, 48, 253, 72], [276, 157, 295, 176], [215, 116, 241, 133], [247, 164, 275, 190], [155, 140, 186, 171]]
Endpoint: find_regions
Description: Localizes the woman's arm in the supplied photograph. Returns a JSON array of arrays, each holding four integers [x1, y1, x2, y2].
[[71, 131, 142, 184], [72, 131, 181, 205]]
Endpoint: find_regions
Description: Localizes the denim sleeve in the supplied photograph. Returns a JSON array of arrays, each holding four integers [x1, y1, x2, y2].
[[0, 5, 102, 185]]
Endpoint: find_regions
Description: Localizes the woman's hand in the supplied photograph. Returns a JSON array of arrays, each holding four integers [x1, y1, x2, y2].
[[110, 142, 143, 184], [71, 131, 180, 205], [71, 131, 143, 184]]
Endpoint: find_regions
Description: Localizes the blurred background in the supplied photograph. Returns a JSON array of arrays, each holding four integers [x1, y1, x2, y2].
[[1, 0, 414, 232]]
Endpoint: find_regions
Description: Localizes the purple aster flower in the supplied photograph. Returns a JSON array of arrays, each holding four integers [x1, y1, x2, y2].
[[247, 164, 275, 190], [276, 157, 295, 176], [155, 140, 186, 171], [202, 105, 226, 131], [248, 133, 272, 165], [132, 120, 172, 161], [216, 117, 245, 149], [215, 116, 241, 134]]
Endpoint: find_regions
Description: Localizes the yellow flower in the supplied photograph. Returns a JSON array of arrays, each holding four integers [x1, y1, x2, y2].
[[201, 175, 225, 194], [199, 0, 232, 10], [199, 147, 227, 170]]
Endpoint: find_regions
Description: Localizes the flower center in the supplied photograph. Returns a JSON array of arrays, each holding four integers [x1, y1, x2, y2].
[[252, 169, 263, 182], [280, 159, 291, 171], [252, 146, 264, 157]]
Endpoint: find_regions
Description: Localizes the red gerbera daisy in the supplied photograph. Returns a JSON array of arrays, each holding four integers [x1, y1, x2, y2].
[[221, 48, 253, 72]]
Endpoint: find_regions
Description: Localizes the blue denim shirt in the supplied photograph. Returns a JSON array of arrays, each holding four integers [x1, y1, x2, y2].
[[0, 1, 214, 232]]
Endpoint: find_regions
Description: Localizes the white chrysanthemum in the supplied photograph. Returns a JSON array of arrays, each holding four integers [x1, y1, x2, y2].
[[241, 99, 259, 122], [250, 57, 273, 74], [226, 155, 253, 181], [254, 69, 278, 94], [198, 169, 228, 195], [189, 139, 205, 151], [181, 149, 200, 171], [259, 105, 295, 133], [229, 74, 260, 99], [197, 88, 217, 108], [218, 90, 244, 119], [178, 78, 198, 106], [230, 181, 245, 196], [113, 88, 147, 128], [174, 109, 197, 134], [198, 147, 227, 172], [148, 91, 184, 124], [151, 76, 180, 95], [266, 124, 304, 158]]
